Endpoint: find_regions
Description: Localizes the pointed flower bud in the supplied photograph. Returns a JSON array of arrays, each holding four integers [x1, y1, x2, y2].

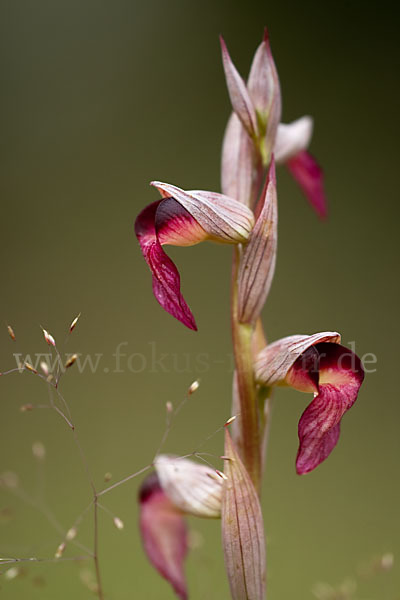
[[237, 158, 278, 324], [139, 472, 188, 600], [247, 29, 281, 159], [275, 117, 327, 218], [255, 333, 364, 474], [221, 430, 266, 600], [135, 182, 254, 330], [220, 36, 259, 140], [221, 31, 281, 167], [154, 455, 223, 518]]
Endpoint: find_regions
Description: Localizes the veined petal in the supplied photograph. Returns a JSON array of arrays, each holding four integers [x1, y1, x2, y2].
[[254, 332, 341, 386], [154, 455, 223, 518], [139, 472, 188, 600], [296, 387, 342, 474], [247, 30, 280, 118], [222, 431, 266, 600], [221, 112, 257, 208], [286, 150, 327, 219], [296, 344, 364, 474], [274, 116, 313, 163], [151, 181, 255, 243], [220, 36, 259, 139], [247, 29, 281, 156], [237, 158, 278, 324], [135, 201, 197, 330]]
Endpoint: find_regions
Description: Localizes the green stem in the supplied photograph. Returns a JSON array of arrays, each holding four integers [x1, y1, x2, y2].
[[231, 246, 261, 493]]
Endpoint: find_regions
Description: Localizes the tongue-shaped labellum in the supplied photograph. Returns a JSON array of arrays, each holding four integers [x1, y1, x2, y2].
[[135, 199, 208, 331], [138, 472, 189, 600], [286, 150, 327, 219], [296, 343, 364, 474]]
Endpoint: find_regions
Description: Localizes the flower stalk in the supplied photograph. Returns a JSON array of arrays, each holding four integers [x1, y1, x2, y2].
[[231, 245, 261, 492]]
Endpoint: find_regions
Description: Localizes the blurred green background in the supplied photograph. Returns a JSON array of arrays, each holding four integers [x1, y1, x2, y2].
[[0, 0, 399, 598]]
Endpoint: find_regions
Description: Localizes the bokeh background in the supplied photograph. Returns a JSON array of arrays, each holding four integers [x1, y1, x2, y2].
[[1, 1, 399, 598]]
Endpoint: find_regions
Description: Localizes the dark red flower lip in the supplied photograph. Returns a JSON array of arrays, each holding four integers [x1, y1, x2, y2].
[[295, 342, 364, 474], [135, 199, 198, 331], [286, 150, 327, 220], [274, 118, 327, 219]]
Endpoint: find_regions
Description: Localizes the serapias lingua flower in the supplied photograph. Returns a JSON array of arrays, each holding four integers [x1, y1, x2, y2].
[[138, 455, 224, 600], [135, 181, 254, 330], [254, 332, 364, 474]]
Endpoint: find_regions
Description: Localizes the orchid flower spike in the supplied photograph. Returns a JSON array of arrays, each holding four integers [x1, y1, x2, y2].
[[274, 116, 327, 218], [135, 181, 254, 330], [221, 33, 327, 218], [254, 332, 364, 474], [138, 455, 224, 600]]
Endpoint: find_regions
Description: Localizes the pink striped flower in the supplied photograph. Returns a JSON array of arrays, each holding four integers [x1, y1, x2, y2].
[[138, 456, 223, 600], [255, 332, 364, 474], [135, 181, 254, 330]]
